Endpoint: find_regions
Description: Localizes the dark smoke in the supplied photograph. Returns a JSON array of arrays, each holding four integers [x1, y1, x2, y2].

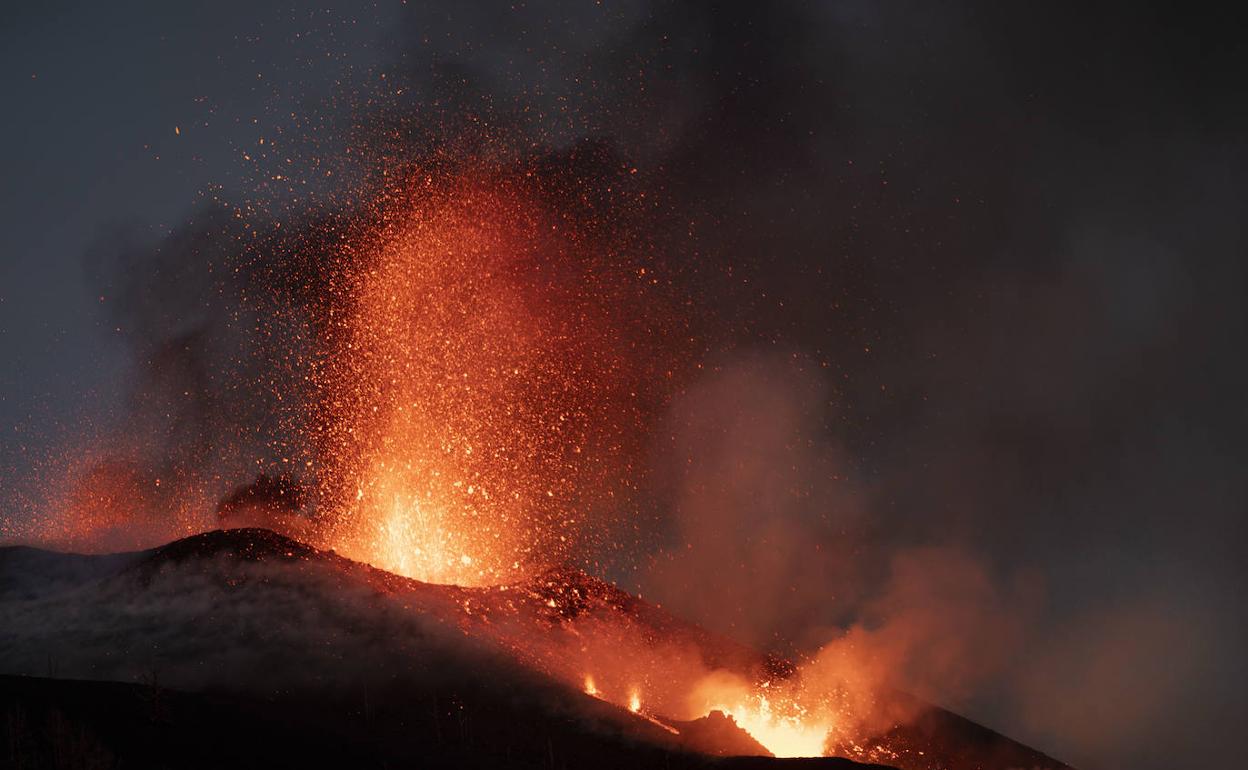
[[8, 3, 1246, 769]]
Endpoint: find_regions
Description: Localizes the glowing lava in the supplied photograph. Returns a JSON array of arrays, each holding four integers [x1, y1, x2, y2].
[[628, 688, 642, 713], [309, 164, 675, 586], [692, 674, 835, 758], [711, 695, 833, 758]]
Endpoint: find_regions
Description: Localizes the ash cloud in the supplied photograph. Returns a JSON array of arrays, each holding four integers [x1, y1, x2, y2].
[[643, 354, 871, 649], [595, 3, 1244, 768]]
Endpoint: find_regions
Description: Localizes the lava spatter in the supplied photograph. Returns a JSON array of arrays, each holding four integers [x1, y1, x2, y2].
[[307, 160, 683, 586]]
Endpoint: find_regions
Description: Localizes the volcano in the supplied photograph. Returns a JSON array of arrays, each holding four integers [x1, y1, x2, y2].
[[0, 529, 1069, 769]]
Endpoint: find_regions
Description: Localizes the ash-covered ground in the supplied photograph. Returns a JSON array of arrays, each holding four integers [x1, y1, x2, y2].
[[1, 528, 1068, 770]]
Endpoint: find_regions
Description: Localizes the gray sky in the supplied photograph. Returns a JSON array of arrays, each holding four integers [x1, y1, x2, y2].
[[1, 1, 396, 483]]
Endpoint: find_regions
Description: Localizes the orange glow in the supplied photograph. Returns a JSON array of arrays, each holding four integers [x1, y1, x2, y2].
[[691, 674, 834, 758], [7, 147, 884, 763], [20, 454, 211, 555], [309, 166, 669, 586], [710, 694, 832, 758], [315, 186, 553, 584]]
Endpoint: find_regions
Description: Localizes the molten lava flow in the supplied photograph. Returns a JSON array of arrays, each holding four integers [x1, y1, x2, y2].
[[628, 688, 642, 713]]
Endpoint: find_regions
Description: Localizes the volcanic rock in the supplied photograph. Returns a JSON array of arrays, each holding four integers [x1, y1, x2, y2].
[[0, 529, 1070, 770]]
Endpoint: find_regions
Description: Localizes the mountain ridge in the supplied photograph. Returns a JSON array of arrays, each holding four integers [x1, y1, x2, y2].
[[0, 528, 1071, 770]]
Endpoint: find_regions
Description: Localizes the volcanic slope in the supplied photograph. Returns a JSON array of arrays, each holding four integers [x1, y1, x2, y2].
[[0, 529, 1069, 769]]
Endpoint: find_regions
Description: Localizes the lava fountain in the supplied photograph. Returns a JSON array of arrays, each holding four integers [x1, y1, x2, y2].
[[307, 161, 679, 586], [288, 161, 860, 759], [290, 159, 860, 758]]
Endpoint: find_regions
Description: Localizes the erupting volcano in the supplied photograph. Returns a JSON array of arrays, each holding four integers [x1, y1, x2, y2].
[[0, 150, 1073, 766], [0, 527, 1068, 769], [0, 115, 1071, 770], [0, 4, 1155, 769]]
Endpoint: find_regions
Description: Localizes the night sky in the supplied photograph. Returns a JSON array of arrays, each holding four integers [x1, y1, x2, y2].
[[3, 3, 1246, 769]]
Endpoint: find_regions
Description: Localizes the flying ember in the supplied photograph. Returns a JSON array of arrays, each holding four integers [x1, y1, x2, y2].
[[305, 162, 677, 586]]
